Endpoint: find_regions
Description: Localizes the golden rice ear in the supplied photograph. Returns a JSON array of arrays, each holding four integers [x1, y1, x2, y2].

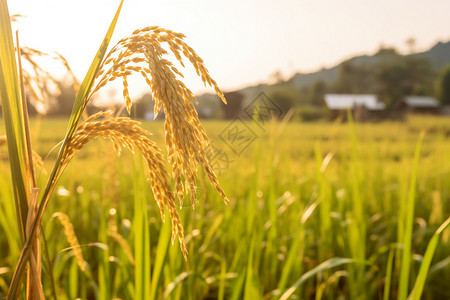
[[62, 113, 189, 258], [31, 150, 44, 170], [108, 229, 135, 265], [53, 212, 87, 274], [19, 47, 79, 114], [88, 26, 228, 208], [122, 76, 132, 114], [10, 14, 24, 22], [72, 26, 229, 259]]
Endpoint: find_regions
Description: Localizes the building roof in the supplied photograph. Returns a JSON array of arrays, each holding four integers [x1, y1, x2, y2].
[[324, 94, 385, 110], [404, 96, 440, 108]]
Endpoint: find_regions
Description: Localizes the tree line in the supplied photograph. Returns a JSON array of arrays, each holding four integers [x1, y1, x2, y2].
[[267, 47, 450, 113]]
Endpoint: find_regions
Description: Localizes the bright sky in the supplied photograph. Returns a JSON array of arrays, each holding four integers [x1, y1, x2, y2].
[[7, 0, 450, 100]]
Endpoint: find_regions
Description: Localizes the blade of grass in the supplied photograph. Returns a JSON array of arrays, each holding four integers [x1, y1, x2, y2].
[[133, 156, 150, 300], [243, 235, 260, 300], [230, 271, 246, 300], [314, 145, 332, 262], [0, 0, 30, 243], [0, 1, 34, 297], [41, 225, 58, 300], [408, 217, 450, 300], [346, 109, 366, 298], [275, 201, 319, 297], [16, 30, 45, 300], [383, 246, 395, 300], [98, 215, 111, 300], [279, 257, 371, 300], [149, 211, 171, 300], [15, 31, 36, 190], [398, 132, 424, 300]]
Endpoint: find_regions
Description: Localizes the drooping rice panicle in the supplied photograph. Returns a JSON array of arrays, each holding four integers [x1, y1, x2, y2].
[[61, 112, 188, 257], [88, 26, 229, 209], [108, 229, 135, 265], [122, 75, 132, 114], [18, 47, 79, 114], [53, 212, 87, 274]]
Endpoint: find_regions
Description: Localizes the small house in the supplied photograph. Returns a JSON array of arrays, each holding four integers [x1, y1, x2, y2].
[[323, 94, 385, 120], [397, 96, 441, 114]]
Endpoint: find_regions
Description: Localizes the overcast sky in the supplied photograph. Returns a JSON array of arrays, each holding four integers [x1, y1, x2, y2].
[[7, 0, 450, 99]]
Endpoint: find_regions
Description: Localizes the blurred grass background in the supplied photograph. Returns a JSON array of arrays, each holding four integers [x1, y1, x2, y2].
[[1, 115, 450, 299]]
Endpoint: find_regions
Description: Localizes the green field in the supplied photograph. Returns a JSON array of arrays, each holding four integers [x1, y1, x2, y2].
[[1, 115, 450, 299]]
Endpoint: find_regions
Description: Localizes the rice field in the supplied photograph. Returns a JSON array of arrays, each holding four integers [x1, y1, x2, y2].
[[1, 0, 450, 298], [1, 115, 449, 299]]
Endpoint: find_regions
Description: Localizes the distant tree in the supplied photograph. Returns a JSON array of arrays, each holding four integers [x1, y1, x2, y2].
[[309, 80, 327, 106], [435, 64, 450, 105], [332, 62, 373, 94], [405, 37, 416, 54], [270, 70, 285, 84], [269, 90, 294, 113], [375, 46, 398, 56], [266, 81, 309, 112], [376, 56, 434, 108]]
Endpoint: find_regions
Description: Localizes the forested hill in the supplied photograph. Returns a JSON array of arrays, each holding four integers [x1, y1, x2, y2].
[[289, 41, 450, 89], [196, 40, 450, 118]]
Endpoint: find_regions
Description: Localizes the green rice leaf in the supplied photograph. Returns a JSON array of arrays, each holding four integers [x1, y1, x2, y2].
[[65, 0, 123, 139], [6, 2, 124, 298], [149, 215, 171, 300], [408, 217, 450, 300], [0, 0, 29, 241], [398, 132, 424, 300], [279, 257, 371, 300]]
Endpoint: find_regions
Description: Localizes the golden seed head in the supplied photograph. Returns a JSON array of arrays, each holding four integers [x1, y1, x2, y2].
[[63, 113, 190, 258], [88, 26, 228, 204], [108, 229, 135, 265], [19, 47, 78, 114], [76, 26, 229, 258], [54, 212, 87, 273]]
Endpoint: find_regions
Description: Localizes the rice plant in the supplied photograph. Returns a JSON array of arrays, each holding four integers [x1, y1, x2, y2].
[[2, 1, 450, 299], [0, 0, 227, 298]]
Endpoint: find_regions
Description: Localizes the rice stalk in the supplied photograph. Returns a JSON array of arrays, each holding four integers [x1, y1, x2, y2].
[[398, 133, 424, 300], [16, 30, 46, 300], [25, 188, 44, 300]]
